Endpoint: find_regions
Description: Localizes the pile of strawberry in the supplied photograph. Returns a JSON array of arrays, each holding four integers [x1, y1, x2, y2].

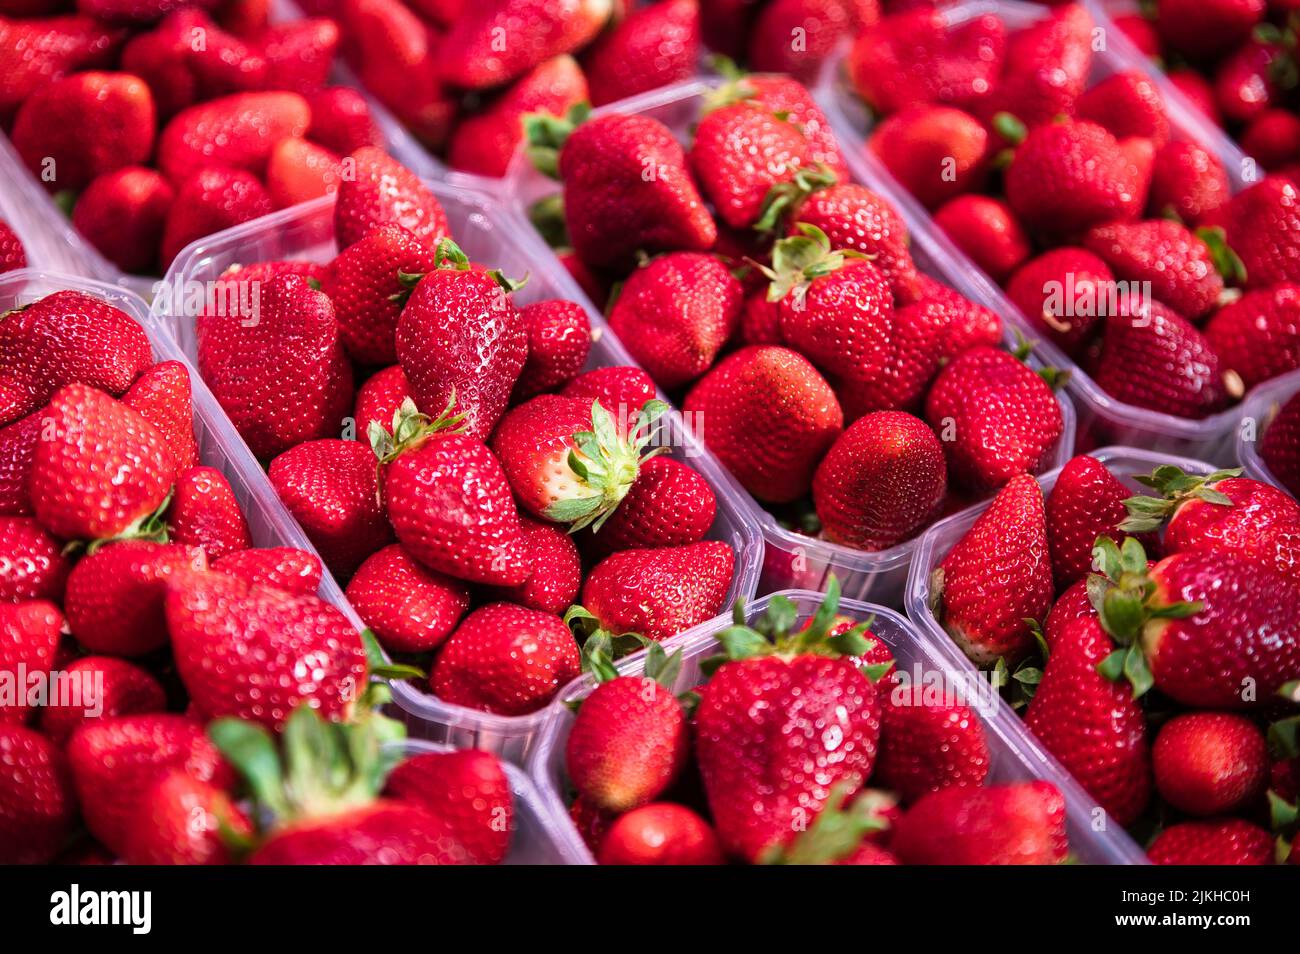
[[559, 583, 1073, 865], [927, 456, 1300, 865], [850, 4, 1300, 422], [193, 149, 736, 718], [526, 71, 1068, 556], [0, 0, 398, 273]]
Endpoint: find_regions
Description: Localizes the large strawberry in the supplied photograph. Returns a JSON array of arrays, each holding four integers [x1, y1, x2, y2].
[[384, 750, 514, 865], [709, 71, 847, 179], [1152, 712, 1267, 816], [439, 0, 612, 89], [345, 544, 470, 654], [72, 166, 175, 274], [1204, 283, 1300, 391], [0, 518, 69, 602], [1209, 178, 1300, 289], [747, 0, 863, 84], [1147, 818, 1274, 865], [983, 4, 1093, 128], [156, 90, 309, 183], [212, 546, 323, 594], [0, 723, 76, 864], [1082, 220, 1225, 322], [597, 802, 725, 865], [0, 601, 62, 724], [691, 101, 810, 230], [869, 105, 989, 211], [124, 769, 253, 866], [160, 167, 274, 266], [333, 146, 450, 250], [1046, 454, 1157, 589], [582, 0, 698, 105], [0, 15, 124, 123], [891, 781, 1068, 865]]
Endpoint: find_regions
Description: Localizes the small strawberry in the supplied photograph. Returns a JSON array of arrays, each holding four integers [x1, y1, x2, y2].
[[258, 17, 337, 93], [1148, 141, 1231, 225], [869, 105, 988, 210], [891, 781, 1068, 865], [584, 456, 717, 556], [121, 360, 199, 472], [305, 87, 383, 156], [0, 220, 24, 276], [569, 795, 615, 853], [265, 137, 344, 209], [932, 195, 1030, 284], [72, 167, 174, 275], [0, 723, 76, 864], [384, 750, 513, 865], [1046, 454, 1156, 589], [1147, 818, 1274, 865], [486, 515, 582, 614], [161, 167, 274, 266], [747, 0, 859, 84], [561, 366, 657, 417], [1205, 282, 1300, 391], [156, 90, 309, 184], [1076, 70, 1170, 146], [345, 543, 470, 654], [1241, 108, 1300, 169], [439, 0, 612, 89], [1261, 392, 1300, 498], [1210, 178, 1300, 289], [875, 694, 990, 804], [334, 146, 450, 250], [211, 546, 322, 594], [512, 299, 592, 401], [0, 518, 69, 603], [166, 465, 252, 561], [0, 15, 124, 124], [124, 770, 254, 865], [0, 601, 62, 724], [0, 413, 38, 517], [597, 803, 725, 865], [1004, 247, 1112, 358], [583, 0, 697, 104], [40, 656, 166, 744], [1152, 712, 1268, 816], [1083, 219, 1224, 322], [353, 366, 412, 438]]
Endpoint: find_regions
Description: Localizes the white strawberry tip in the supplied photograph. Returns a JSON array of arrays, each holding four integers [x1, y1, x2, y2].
[[762, 222, 871, 307]]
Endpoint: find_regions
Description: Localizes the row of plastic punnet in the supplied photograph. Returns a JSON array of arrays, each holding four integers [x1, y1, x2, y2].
[[1236, 368, 1300, 491], [0, 267, 587, 862], [155, 180, 764, 765], [812, 0, 1261, 465], [504, 76, 1077, 610], [526, 590, 1152, 865]]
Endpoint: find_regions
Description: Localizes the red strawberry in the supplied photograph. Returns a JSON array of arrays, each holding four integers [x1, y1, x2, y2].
[[1210, 178, 1300, 289], [269, 439, 394, 578], [747, 0, 859, 84], [869, 105, 988, 211], [72, 167, 174, 275], [932, 474, 1053, 665], [211, 546, 322, 594], [892, 781, 1068, 865], [875, 693, 989, 804], [0, 413, 38, 516], [156, 90, 308, 184], [0, 15, 124, 124], [1004, 247, 1112, 358], [334, 146, 449, 250], [124, 770, 253, 865], [584, 456, 716, 556], [1082, 219, 1224, 322], [384, 750, 513, 865], [607, 252, 743, 390], [684, 345, 843, 503], [1046, 454, 1155, 588], [0, 220, 24, 276], [716, 72, 847, 178], [259, 17, 337, 93], [1044, 575, 1097, 647], [0, 723, 76, 864], [0, 518, 69, 602], [305, 87, 383, 156], [40, 656, 166, 744], [1154, 0, 1265, 62], [1076, 70, 1170, 146], [691, 102, 810, 231], [265, 137, 344, 209], [439, 0, 611, 89], [583, 0, 697, 104], [0, 601, 62, 724], [569, 794, 615, 852], [161, 167, 274, 266], [561, 366, 657, 418], [121, 361, 198, 472], [30, 384, 176, 543], [198, 272, 353, 459], [598, 803, 725, 865], [1147, 818, 1274, 865], [812, 411, 946, 551], [1205, 282, 1300, 391], [512, 299, 591, 401], [166, 465, 251, 560], [983, 4, 1092, 128], [1261, 392, 1300, 497], [932, 195, 1030, 284], [250, 800, 456, 864], [1148, 141, 1231, 225], [431, 601, 581, 715], [1241, 108, 1300, 169], [1152, 712, 1268, 816], [1024, 616, 1151, 826], [488, 516, 582, 614], [345, 543, 470, 654], [1169, 67, 1221, 122]]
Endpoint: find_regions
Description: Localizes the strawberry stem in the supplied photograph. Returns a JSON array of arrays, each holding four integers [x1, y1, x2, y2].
[[1119, 464, 1242, 533]]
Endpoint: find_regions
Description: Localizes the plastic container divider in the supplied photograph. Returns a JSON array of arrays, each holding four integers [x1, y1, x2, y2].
[[526, 590, 1150, 865], [504, 77, 1076, 608], [812, 0, 1261, 464], [156, 182, 763, 764], [1236, 368, 1300, 493]]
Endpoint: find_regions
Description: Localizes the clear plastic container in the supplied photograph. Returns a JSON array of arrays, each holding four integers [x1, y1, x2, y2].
[[505, 77, 1076, 608], [526, 590, 1150, 865], [156, 183, 764, 764], [813, 0, 1263, 464], [1236, 368, 1300, 493]]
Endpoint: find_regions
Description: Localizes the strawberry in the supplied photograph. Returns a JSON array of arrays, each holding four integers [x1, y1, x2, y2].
[[156, 90, 309, 184], [259, 17, 338, 93], [345, 543, 470, 654], [166, 570, 367, 729], [567, 643, 689, 813], [1004, 247, 1112, 358], [439, 0, 611, 89], [249, 799, 456, 863], [512, 299, 592, 401], [1112, 12, 1160, 57], [583, 1, 699, 104], [1168, 68, 1221, 122], [0, 601, 62, 724], [812, 411, 946, 551], [543, 112, 717, 271], [448, 55, 588, 177], [747, 0, 857, 83], [0, 290, 151, 427], [1076, 70, 1170, 147], [598, 803, 725, 865], [561, 366, 657, 418], [1148, 141, 1231, 225], [932, 474, 1053, 665], [352, 14, 454, 152], [384, 750, 513, 865], [431, 601, 581, 715], [0, 413, 40, 517], [166, 465, 251, 561], [161, 167, 274, 266], [710, 71, 847, 178], [875, 694, 989, 804], [30, 384, 176, 543], [269, 439, 394, 578], [67, 713, 233, 856], [1210, 178, 1300, 289], [71, 167, 173, 275], [334, 146, 450, 250], [683, 345, 843, 503], [1082, 219, 1224, 322], [0, 518, 69, 602], [1152, 712, 1268, 816], [1154, 0, 1265, 62], [738, 289, 782, 346], [869, 105, 988, 211], [40, 656, 166, 744], [1261, 392, 1300, 497], [0, 220, 24, 276], [353, 365, 412, 438], [1005, 120, 1146, 240], [124, 770, 253, 865], [1044, 575, 1098, 647], [1046, 454, 1156, 589], [932, 195, 1030, 284], [569, 794, 615, 852], [211, 546, 322, 594], [1147, 818, 1275, 865], [607, 252, 743, 390], [1241, 109, 1300, 169], [487, 516, 582, 614], [372, 399, 532, 586], [982, 4, 1092, 128], [121, 361, 198, 473], [891, 781, 1068, 865], [64, 541, 206, 656], [1205, 283, 1300, 391], [265, 137, 344, 209], [694, 584, 881, 862], [577, 541, 733, 643], [305, 87, 383, 156], [583, 456, 716, 556], [0, 723, 76, 864], [1024, 616, 1151, 826], [0, 15, 124, 123], [198, 272, 353, 459]]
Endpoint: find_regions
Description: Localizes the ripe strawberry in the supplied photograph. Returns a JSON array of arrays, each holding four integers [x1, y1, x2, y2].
[[1047, 454, 1156, 588], [439, 0, 611, 89], [932, 474, 1053, 665], [0, 518, 69, 602], [1148, 141, 1231, 225], [353, 366, 413, 439], [512, 299, 591, 401], [578, 541, 733, 642], [269, 439, 394, 578], [607, 252, 742, 390], [1076, 70, 1170, 146], [747, 0, 859, 83], [0, 723, 76, 864], [1205, 282, 1300, 391], [875, 694, 989, 804], [869, 105, 988, 211], [1083, 220, 1224, 322], [71, 167, 174, 275], [567, 643, 689, 813], [1152, 712, 1268, 816], [156, 90, 308, 184], [65, 541, 205, 656], [1210, 178, 1300, 289], [812, 411, 946, 551], [598, 803, 725, 865], [259, 17, 337, 93], [487, 515, 582, 613], [584, 456, 716, 556], [305, 87, 383, 156], [1044, 575, 1098, 648], [1004, 247, 1112, 358], [0, 413, 39, 518], [0, 601, 62, 724], [546, 112, 717, 271], [892, 781, 1068, 865], [932, 195, 1030, 284], [373, 399, 532, 586], [67, 713, 233, 856], [1024, 616, 1151, 826], [384, 750, 513, 865], [1005, 120, 1146, 240], [345, 543, 470, 654], [695, 584, 881, 862], [0, 290, 151, 427], [1154, 0, 1265, 62], [161, 167, 274, 266], [250, 799, 457, 863], [124, 770, 253, 865], [0, 220, 24, 276], [334, 146, 449, 250], [710, 71, 847, 178], [265, 137, 344, 209], [684, 345, 843, 503], [0, 15, 124, 124], [1147, 818, 1274, 865], [561, 366, 657, 418], [1168, 67, 1221, 122], [1241, 108, 1300, 168], [166, 570, 367, 729], [981, 4, 1092, 128], [40, 656, 166, 744], [583, 1, 699, 104], [691, 102, 811, 231], [121, 361, 198, 472], [211, 546, 322, 594], [198, 272, 353, 459], [31, 385, 176, 543], [431, 601, 581, 715], [1261, 392, 1300, 497], [569, 794, 615, 852], [165, 465, 250, 561]]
